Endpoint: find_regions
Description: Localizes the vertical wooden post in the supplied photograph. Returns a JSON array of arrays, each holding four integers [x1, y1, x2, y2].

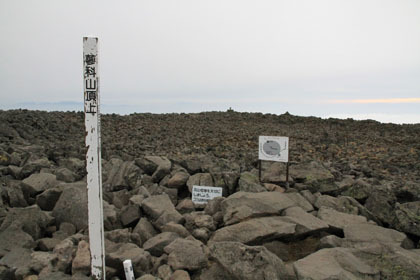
[[83, 37, 106, 280], [258, 160, 262, 183]]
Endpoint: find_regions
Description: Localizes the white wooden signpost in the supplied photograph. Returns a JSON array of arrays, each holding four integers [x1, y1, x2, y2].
[[258, 136, 290, 184], [83, 37, 106, 280], [192, 186, 223, 204]]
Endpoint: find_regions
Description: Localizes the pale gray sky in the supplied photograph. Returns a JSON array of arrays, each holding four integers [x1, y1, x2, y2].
[[1, 0, 419, 123]]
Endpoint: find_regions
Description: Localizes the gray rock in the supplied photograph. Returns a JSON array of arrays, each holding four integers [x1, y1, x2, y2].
[[103, 200, 121, 230], [175, 199, 195, 214], [393, 201, 420, 237], [343, 223, 412, 248], [53, 238, 76, 273], [2, 180, 27, 207], [105, 228, 132, 243], [103, 158, 141, 191], [168, 172, 190, 189], [164, 238, 207, 271], [133, 218, 158, 244], [293, 247, 379, 280], [0, 224, 35, 257], [186, 173, 214, 193], [170, 270, 191, 280], [351, 243, 420, 280], [161, 222, 190, 238], [144, 156, 172, 183], [238, 171, 266, 193], [157, 264, 172, 280], [318, 235, 344, 249], [210, 216, 295, 244], [209, 241, 288, 280], [106, 243, 152, 277], [282, 206, 329, 235], [283, 192, 314, 212], [52, 181, 88, 231], [184, 212, 216, 231], [72, 240, 91, 275], [211, 172, 240, 196], [300, 190, 317, 205], [0, 204, 54, 240], [0, 247, 33, 280], [120, 204, 141, 227], [341, 178, 372, 202], [36, 187, 63, 211], [37, 237, 61, 252], [55, 167, 77, 183], [364, 187, 396, 226], [317, 207, 368, 230], [142, 194, 183, 230], [289, 161, 336, 193], [221, 191, 296, 225], [21, 172, 58, 197], [143, 232, 180, 257]]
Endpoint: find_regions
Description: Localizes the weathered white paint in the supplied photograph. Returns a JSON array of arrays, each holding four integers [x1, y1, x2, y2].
[[192, 185, 223, 204], [123, 259, 135, 280], [258, 136, 289, 162], [83, 37, 106, 280]]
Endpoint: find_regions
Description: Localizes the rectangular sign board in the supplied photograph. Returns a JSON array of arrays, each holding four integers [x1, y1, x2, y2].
[[258, 136, 289, 162], [192, 186, 223, 204]]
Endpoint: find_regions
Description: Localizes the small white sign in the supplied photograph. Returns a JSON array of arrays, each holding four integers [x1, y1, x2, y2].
[[259, 136, 289, 162], [192, 186, 223, 204]]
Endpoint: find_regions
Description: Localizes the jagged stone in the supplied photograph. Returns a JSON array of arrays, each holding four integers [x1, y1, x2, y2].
[[282, 206, 329, 235], [164, 238, 207, 271], [143, 232, 180, 257], [238, 171, 266, 193], [209, 241, 288, 280]]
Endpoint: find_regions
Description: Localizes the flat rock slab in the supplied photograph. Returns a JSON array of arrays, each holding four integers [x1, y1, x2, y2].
[[343, 223, 410, 248], [221, 191, 297, 225], [209, 241, 288, 280], [210, 216, 295, 244], [143, 232, 180, 257], [282, 206, 329, 235], [293, 247, 380, 280], [317, 206, 368, 230]]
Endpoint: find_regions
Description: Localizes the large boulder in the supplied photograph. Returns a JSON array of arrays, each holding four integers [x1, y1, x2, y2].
[[0, 204, 54, 240], [143, 232, 180, 257], [103, 158, 141, 191], [21, 172, 58, 197], [186, 173, 214, 193], [52, 182, 88, 231], [343, 223, 412, 248], [237, 171, 266, 193], [393, 201, 420, 237], [289, 161, 336, 193], [141, 194, 183, 230], [0, 224, 35, 257], [164, 238, 208, 271], [210, 216, 295, 244], [221, 191, 296, 225], [281, 206, 329, 235], [209, 241, 288, 280], [293, 247, 379, 280], [317, 206, 368, 230]]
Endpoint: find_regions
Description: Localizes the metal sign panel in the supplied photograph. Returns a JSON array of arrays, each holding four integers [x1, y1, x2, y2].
[[192, 186, 223, 204], [83, 36, 105, 280], [258, 136, 289, 162]]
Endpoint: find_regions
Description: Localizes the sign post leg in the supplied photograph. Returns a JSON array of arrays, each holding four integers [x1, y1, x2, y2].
[[83, 37, 106, 280], [258, 160, 262, 183], [286, 162, 289, 188]]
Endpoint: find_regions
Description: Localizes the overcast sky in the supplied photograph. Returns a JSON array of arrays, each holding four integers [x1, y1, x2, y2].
[[1, 0, 419, 123]]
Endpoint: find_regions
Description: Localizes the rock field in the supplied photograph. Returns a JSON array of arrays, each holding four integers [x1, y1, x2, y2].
[[0, 109, 419, 280]]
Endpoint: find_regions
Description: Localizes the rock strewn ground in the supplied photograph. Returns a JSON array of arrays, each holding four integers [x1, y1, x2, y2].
[[0, 109, 419, 280]]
